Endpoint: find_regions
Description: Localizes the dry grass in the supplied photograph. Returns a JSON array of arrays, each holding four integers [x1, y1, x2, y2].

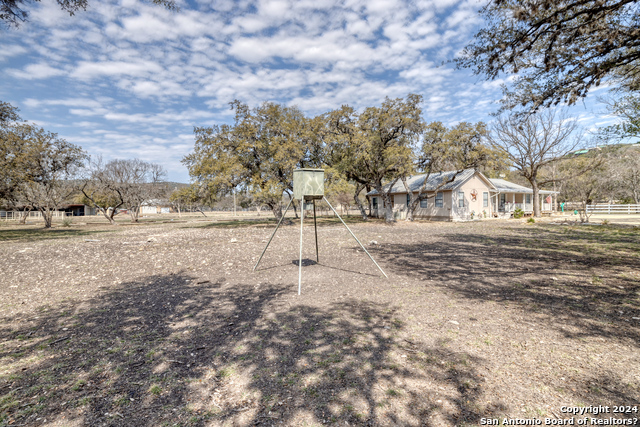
[[0, 217, 638, 426]]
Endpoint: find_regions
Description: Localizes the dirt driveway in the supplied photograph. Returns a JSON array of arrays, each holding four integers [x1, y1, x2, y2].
[[1, 218, 639, 426]]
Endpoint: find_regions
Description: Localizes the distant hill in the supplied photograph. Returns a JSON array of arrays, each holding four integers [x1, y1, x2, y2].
[[160, 182, 191, 191], [570, 141, 639, 157]]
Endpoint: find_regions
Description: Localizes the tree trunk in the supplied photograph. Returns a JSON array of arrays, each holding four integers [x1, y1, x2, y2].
[[271, 203, 283, 221], [98, 207, 117, 225], [400, 177, 415, 221], [579, 200, 590, 223], [291, 200, 298, 219], [41, 208, 53, 228], [354, 184, 368, 220], [375, 181, 396, 223], [129, 206, 141, 223], [177, 205, 182, 218], [17, 208, 30, 224], [531, 181, 541, 218]]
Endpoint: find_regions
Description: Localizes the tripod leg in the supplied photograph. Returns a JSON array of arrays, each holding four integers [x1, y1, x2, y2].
[[313, 199, 319, 263], [298, 201, 304, 295], [323, 196, 388, 278], [253, 198, 293, 271]]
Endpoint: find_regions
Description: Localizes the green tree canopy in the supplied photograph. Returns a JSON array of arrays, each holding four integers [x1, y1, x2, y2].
[[183, 101, 319, 220], [326, 94, 423, 222], [2, 122, 86, 227]]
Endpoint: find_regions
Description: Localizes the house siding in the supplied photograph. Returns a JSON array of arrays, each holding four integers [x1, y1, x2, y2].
[[453, 175, 493, 220], [369, 171, 498, 221], [409, 191, 453, 220]]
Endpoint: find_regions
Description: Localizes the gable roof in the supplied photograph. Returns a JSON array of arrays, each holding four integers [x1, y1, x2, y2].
[[367, 169, 494, 196], [488, 179, 557, 195]]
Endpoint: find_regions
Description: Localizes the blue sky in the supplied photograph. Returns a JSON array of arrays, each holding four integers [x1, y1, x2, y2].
[[1, 0, 615, 183]]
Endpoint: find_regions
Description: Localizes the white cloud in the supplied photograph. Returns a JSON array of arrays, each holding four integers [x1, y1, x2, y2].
[[72, 60, 163, 79], [7, 63, 67, 79], [0, 45, 27, 61], [23, 98, 104, 108], [4, 0, 610, 183]]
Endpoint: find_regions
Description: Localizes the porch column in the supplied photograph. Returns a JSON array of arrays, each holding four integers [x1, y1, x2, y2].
[[512, 193, 515, 210]]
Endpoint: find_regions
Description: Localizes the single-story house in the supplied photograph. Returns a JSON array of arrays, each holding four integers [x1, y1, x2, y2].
[[140, 199, 174, 214], [368, 169, 557, 221], [1, 204, 96, 219], [59, 204, 97, 216]]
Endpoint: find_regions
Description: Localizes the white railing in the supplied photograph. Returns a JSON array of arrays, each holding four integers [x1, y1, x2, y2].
[[585, 204, 640, 214], [501, 202, 552, 212], [0, 210, 73, 220]]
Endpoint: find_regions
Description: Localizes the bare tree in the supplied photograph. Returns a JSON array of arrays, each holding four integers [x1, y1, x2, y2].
[[560, 157, 609, 223], [80, 157, 126, 225], [615, 147, 640, 203], [117, 160, 167, 222], [80, 158, 166, 224], [489, 110, 583, 217]]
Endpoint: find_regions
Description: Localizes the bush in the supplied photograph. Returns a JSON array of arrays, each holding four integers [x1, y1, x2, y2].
[[527, 217, 535, 223], [62, 216, 73, 227], [513, 208, 524, 219]]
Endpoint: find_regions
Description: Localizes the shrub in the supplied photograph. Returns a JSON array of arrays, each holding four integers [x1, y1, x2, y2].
[[513, 208, 524, 219], [62, 216, 73, 227], [527, 217, 535, 223]]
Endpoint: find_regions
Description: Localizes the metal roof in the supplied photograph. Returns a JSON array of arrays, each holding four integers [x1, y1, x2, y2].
[[367, 169, 486, 195], [488, 178, 557, 194]]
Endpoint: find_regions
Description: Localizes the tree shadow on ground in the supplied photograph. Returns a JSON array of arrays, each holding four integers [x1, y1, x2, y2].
[[371, 225, 640, 344], [0, 228, 115, 242], [0, 273, 501, 426]]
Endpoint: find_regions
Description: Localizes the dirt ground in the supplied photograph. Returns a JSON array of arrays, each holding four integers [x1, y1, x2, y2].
[[0, 216, 639, 427]]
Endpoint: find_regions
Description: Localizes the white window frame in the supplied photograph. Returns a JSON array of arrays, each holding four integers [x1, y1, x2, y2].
[[435, 192, 443, 208]]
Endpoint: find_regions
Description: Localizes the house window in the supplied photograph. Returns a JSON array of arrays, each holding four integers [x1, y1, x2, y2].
[[406, 194, 411, 206], [372, 197, 378, 209], [420, 198, 428, 208], [435, 192, 443, 208], [526, 194, 531, 204], [483, 192, 489, 207], [458, 191, 464, 208]]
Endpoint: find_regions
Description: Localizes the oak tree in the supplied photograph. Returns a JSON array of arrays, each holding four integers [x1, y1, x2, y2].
[[327, 94, 423, 223], [8, 123, 86, 228], [183, 101, 318, 221], [457, 0, 640, 112]]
